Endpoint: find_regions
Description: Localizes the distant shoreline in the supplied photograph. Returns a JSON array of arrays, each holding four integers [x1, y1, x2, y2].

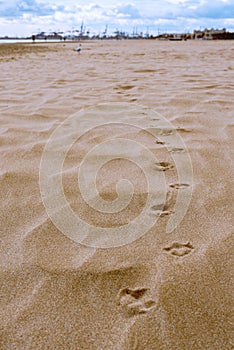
[[1, 27, 234, 43], [1, 37, 234, 45], [0, 38, 64, 44]]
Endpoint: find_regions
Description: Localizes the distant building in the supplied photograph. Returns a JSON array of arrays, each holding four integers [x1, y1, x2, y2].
[[35, 32, 46, 39], [34, 31, 63, 40], [169, 33, 183, 41], [193, 28, 226, 40]]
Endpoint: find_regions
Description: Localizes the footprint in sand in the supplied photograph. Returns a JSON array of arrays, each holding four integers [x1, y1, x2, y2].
[[169, 147, 185, 153], [154, 162, 174, 171], [160, 128, 175, 136], [163, 242, 194, 257], [155, 139, 165, 145], [117, 287, 156, 315], [176, 127, 191, 133], [154, 128, 175, 136], [151, 189, 174, 216], [169, 183, 190, 189], [159, 210, 174, 217], [115, 84, 135, 91], [147, 128, 175, 137], [151, 206, 174, 217]]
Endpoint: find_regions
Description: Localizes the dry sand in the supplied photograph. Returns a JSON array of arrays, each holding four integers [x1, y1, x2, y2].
[[0, 40, 233, 349]]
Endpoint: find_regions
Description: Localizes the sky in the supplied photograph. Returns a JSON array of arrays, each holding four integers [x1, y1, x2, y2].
[[0, 0, 234, 37]]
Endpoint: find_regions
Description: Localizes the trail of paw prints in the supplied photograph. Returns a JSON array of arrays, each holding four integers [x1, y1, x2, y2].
[[117, 287, 156, 316], [163, 242, 194, 257]]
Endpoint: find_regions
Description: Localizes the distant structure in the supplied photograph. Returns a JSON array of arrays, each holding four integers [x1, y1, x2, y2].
[[34, 31, 63, 40], [193, 28, 228, 40], [155, 28, 234, 41], [1, 26, 234, 42], [155, 33, 190, 41]]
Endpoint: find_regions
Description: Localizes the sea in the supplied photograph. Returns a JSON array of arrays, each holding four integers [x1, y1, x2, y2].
[[0, 39, 63, 44]]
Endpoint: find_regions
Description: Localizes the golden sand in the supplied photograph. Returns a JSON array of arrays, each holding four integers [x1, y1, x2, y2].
[[0, 40, 233, 349]]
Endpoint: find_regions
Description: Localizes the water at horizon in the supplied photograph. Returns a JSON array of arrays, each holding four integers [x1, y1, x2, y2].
[[0, 39, 63, 44]]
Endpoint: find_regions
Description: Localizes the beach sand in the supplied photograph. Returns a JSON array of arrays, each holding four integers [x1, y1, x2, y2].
[[0, 40, 233, 349]]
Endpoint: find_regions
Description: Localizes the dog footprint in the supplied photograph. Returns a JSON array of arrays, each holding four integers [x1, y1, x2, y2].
[[117, 287, 156, 315], [170, 183, 190, 189], [169, 147, 185, 153], [160, 128, 175, 136], [119, 287, 148, 299], [176, 127, 191, 133], [154, 162, 174, 171], [163, 242, 194, 257], [151, 190, 174, 216], [160, 210, 174, 217], [155, 139, 165, 145]]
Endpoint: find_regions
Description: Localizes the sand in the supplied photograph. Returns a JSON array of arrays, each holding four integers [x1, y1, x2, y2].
[[0, 40, 233, 349]]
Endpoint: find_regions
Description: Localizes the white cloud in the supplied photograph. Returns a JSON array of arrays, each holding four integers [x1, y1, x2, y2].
[[0, 0, 234, 36]]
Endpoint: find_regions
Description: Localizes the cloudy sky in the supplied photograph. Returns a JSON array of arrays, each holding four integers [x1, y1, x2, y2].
[[0, 0, 234, 37]]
